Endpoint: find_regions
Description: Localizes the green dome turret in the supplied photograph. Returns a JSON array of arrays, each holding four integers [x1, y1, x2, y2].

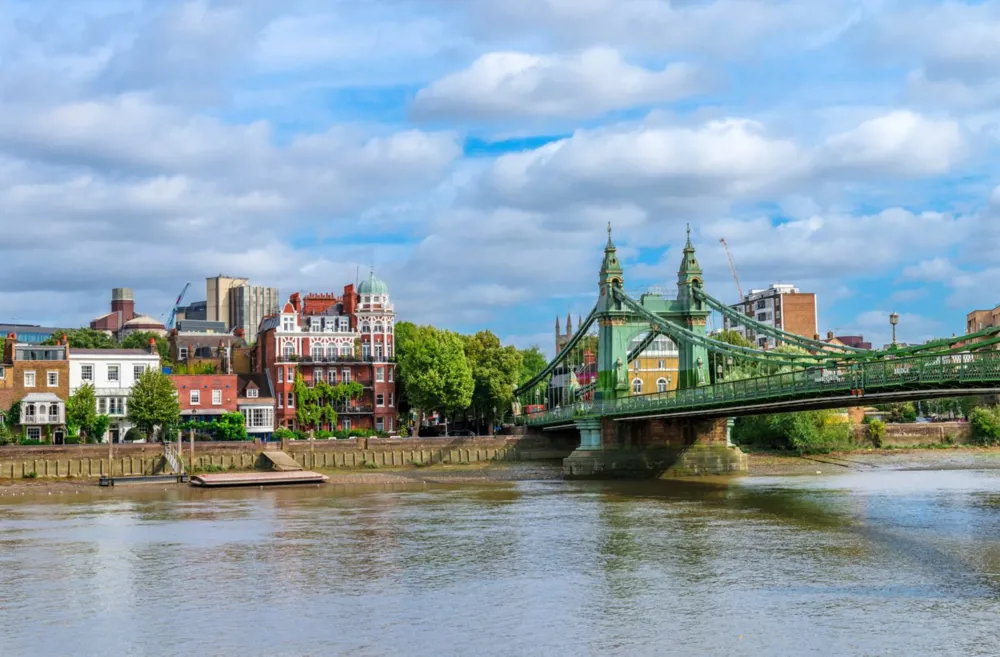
[[358, 270, 389, 296]]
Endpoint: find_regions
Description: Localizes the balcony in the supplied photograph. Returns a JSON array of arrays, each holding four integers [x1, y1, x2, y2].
[[281, 355, 397, 364], [337, 405, 374, 414]]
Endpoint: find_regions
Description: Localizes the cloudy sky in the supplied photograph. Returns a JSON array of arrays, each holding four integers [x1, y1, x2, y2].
[[2, 0, 999, 353]]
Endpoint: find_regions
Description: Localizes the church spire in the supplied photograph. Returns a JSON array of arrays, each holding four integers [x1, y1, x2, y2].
[[566, 312, 573, 335]]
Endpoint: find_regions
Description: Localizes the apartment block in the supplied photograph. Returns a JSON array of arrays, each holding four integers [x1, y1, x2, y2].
[[723, 284, 818, 349]]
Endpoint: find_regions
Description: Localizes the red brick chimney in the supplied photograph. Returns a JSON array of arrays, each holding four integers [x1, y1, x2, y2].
[[3, 333, 15, 363], [289, 292, 302, 313], [148, 337, 158, 355]]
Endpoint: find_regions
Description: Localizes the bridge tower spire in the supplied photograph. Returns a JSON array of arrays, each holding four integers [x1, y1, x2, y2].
[[675, 224, 711, 389]]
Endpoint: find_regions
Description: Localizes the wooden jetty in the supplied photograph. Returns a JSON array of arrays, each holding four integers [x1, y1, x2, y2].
[[189, 470, 328, 488]]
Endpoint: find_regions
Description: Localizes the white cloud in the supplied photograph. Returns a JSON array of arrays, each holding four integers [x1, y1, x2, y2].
[[819, 111, 965, 177], [412, 47, 709, 120], [900, 257, 958, 283]]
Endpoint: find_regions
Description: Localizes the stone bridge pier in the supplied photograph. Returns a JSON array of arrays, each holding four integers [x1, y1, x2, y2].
[[562, 416, 748, 479]]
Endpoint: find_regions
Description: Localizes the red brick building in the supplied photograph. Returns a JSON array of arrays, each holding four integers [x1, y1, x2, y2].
[[254, 272, 396, 434], [171, 374, 239, 424]]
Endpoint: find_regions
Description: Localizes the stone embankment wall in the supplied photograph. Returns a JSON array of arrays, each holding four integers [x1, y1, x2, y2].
[[852, 422, 971, 447], [0, 434, 576, 479]]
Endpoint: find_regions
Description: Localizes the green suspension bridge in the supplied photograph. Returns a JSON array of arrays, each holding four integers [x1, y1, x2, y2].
[[515, 226, 1000, 432]]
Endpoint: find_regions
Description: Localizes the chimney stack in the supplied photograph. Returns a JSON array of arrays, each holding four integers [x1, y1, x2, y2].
[[111, 288, 136, 323]]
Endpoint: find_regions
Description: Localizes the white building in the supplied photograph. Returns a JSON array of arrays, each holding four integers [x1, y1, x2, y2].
[[69, 346, 160, 443], [722, 284, 818, 349], [237, 373, 275, 437]]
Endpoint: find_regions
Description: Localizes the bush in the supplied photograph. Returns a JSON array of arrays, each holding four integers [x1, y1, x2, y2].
[[273, 428, 295, 440], [969, 407, 1000, 446], [316, 430, 334, 440], [733, 410, 856, 454], [18, 439, 44, 446], [866, 419, 887, 448], [22, 471, 37, 479], [64, 437, 82, 445]]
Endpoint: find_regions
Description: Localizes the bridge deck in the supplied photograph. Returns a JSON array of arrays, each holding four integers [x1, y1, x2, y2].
[[521, 351, 1000, 427]]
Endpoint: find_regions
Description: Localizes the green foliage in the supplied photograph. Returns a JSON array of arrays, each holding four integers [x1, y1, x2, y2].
[[733, 410, 855, 454], [127, 370, 181, 439], [293, 375, 363, 430], [874, 402, 918, 423], [66, 384, 98, 441], [90, 415, 111, 444], [212, 412, 248, 441], [867, 419, 887, 448], [171, 362, 218, 375], [0, 423, 14, 446], [519, 346, 548, 386], [18, 440, 43, 446], [121, 331, 169, 361], [42, 328, 117, 349], [463, 330, 522, 427], [969, 407, 1000, 446], [22, 471, 38, 479], [273, 427, 296, 440], [396, 324, 473, 417], [7, 401, 21, 427], [714, 330, 753, 349], [123, 427, 145, 442]]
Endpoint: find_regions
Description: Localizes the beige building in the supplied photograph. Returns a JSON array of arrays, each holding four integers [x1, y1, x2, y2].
[[206, 275, 248, 328], [967, 306, 1000, 334], [627, 334, 679, 395], [231, 284, 280, 339]]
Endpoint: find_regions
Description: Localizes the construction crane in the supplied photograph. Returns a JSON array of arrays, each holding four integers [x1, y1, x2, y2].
[[719, 238, 744, 302], [165, 282, 191, 330]]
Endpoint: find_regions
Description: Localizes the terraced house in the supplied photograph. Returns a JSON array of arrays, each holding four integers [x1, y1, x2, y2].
[[69, 341, 160, 443], [0, 333, 70, 443]]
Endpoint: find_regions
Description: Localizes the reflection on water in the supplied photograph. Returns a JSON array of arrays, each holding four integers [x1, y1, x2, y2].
[[4, 469, 1000, 656]]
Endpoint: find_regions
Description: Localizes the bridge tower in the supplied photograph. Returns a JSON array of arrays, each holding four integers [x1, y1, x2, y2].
[[595, 223, 630, 400], [675, 225, 712, 389]]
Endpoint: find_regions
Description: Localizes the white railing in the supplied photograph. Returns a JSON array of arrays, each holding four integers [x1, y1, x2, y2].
[[164, 443, 184, 475]]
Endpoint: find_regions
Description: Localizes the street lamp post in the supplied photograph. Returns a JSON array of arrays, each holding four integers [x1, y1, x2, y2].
[[890, 312, 900, 347]]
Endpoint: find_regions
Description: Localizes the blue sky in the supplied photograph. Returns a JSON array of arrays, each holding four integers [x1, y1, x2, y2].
[[2, 0, 1000, 354]]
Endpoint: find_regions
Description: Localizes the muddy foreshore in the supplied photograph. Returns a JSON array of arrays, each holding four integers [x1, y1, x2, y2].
[[3, 448, 1000, 493]]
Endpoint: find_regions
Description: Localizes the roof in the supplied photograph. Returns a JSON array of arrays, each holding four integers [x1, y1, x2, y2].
[[124, 315, 165, 327], [237, 373, 273, 400], [358, 271, 389, 295], [72, 348, 156, 356], [21, 392, 63, 403]]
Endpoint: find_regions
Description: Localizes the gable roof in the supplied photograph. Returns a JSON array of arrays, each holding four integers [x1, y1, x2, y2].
[[237, 372, 273, 399]]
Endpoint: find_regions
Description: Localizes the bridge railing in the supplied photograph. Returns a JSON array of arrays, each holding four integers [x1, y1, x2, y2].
[[518, 350, 1000, 426]]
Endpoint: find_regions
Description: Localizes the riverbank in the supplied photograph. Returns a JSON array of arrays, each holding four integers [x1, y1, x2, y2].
[[748, 446, 1000, 475]]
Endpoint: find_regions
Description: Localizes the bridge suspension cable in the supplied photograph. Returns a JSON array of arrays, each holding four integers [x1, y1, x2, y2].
[[613, 289, 838, 369], [514, 304, 599, 396], [693, 288, 868, 355]]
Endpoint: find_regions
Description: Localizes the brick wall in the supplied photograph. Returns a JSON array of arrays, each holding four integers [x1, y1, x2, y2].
[[781, 292, 817, 339], [171, 374, 239, 413]]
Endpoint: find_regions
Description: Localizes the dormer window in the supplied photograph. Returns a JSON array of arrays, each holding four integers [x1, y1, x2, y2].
[[310, 318, 320, 332], [281, 316, 296, 332], [246, 387, 259, 399]]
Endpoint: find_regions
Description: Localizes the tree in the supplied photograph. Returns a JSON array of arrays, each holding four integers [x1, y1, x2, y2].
[[394, 321, 417, 418], [396, 325, 473, 430], [211, 412, 248, 441], [519, 346, 548, 386], [463, 330, 523, 432], [126, 370, 181, 440], [293, 374, 363, 432], [121, 331, 169, 362], [91, 415, 111, 444], [66, 383, 98, 440], [42, 328, 117, 349]]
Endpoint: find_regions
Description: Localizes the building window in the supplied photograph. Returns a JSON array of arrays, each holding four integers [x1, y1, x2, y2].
[[27, 427, 41, 441], [658, 360, 666, 369], [376, 393, 385, 407], [632, 378, 643, 394], [314, 368, 323, 384], [179, 347, 189, 360], [362, 343, 371, 358], [278, 396, 283, 409], [376, 417, 384, 432], [282, 344, 294, 360], [247, 388, 259, 399], [342, 369, 351, 383], [287, 392, 294, 408], [757, 313, 767, 322], [310, 318, 320, 332], [386, 416, 393, 431], [328, 369, 336, 384], [282, 317, 295, 332], [343, 418, 351, 431], [287, 366, 295, 381], [212, 390, 222, 405], [657, 378, 668, 393], [0, 365, 5, 380], [756, 300, 766, 310], [24, 371, 36, 387], [388, 367, 394, 382], [312, 345, 323, 359], [375, 344, 383, 360], [134, 365, 145, 380], [190, 390, 200, 405], [389, 393, 394, 407], [82, 365, 96, 382], [277, 367, 283, 383], [108, 398, 124, 415], [97, 397, 107, 414], [108, 365, 119, 382], [47, 371, 58, 387], [375, 367, 384, 382]]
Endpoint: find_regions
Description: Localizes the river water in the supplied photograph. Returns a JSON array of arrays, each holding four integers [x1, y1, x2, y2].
[[3, 466, 1000, 656]]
